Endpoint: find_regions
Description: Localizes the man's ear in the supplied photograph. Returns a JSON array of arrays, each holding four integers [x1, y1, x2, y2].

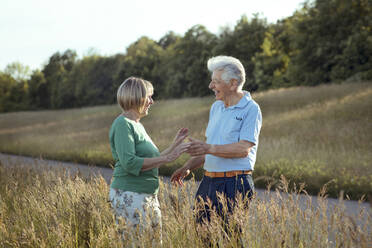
[[229, 78, 239, 90]]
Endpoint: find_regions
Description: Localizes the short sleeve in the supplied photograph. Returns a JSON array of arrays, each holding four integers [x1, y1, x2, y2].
[[205, 102, 217, 138], [114, 121, 144, 176], [239, 104, 262, 145]]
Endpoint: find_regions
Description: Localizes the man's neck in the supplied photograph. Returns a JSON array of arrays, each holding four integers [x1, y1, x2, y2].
[[224, 91, 244, 107]]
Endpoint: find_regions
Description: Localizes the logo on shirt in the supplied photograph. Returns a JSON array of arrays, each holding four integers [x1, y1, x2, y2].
[[235, 116, 243, 121]]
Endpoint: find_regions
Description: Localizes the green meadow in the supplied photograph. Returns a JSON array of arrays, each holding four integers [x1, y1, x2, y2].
[[0, 82, 371, 199]]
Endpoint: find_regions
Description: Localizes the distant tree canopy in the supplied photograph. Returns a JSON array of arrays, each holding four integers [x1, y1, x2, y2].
[[1, 0, 371, 112]]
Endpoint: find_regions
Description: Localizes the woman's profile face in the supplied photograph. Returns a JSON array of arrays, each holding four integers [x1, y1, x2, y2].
[[140, 94, 154, 117]]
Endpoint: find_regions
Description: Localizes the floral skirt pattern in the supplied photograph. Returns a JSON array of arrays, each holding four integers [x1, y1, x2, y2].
[[109, 188, 162, 242]]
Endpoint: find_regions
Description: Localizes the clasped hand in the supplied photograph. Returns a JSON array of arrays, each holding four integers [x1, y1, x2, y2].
[[169, 129, 210, 158], [165, 128, 190, 162], [168, 133, 210, 186], [185, 137, 211, 156], [169, 134, 210, 159]]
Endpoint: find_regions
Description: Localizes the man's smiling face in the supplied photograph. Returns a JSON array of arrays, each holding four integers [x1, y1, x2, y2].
[[209, 70, 231, 101]]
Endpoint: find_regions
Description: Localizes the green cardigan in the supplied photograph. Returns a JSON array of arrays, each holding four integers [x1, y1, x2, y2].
[[109, 116, 160, 194]]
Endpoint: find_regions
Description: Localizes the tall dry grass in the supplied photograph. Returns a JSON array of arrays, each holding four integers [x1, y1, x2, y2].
[[0, 162, 372, 248], [0, 162, 370, 247], [0, 82, 371, 199]]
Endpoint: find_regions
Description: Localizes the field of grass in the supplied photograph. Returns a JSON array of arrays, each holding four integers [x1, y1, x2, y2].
[[0, 82, 371, 199], [0, 162, 370, 247]]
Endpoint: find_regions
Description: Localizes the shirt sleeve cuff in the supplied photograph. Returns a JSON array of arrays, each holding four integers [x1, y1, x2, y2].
[[127, 157, 145, 176]]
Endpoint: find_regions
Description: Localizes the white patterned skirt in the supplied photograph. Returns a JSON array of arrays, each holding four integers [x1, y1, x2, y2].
[[109, 188, 162, 234]]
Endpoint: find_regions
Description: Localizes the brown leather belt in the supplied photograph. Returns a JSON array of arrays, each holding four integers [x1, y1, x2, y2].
[[205, 170, 252, 178]]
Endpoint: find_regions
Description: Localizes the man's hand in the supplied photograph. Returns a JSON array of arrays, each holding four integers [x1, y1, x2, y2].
[[186, 137, 212, 156], [170, 166, 190, 186]]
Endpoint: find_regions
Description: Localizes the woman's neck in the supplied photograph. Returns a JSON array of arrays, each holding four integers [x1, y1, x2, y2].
[[122, 110, 140, 122]]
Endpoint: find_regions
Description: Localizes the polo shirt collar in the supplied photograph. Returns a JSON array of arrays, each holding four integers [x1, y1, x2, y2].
[[227, 91, 251, 109]]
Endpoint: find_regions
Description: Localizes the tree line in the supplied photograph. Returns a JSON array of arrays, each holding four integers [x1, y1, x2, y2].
[[1, 0, 371, 112]]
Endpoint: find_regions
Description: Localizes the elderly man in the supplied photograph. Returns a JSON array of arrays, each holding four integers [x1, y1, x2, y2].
[[171, 55, 262, 222]]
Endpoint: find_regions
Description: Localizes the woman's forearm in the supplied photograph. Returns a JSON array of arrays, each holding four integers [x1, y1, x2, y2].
[[143, 141, 190, 172], [141, 156, 169, 171], [160, 146, 172, 156]]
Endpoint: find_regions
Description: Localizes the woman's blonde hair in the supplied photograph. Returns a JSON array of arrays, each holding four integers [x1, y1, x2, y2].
[[117, 77, 153, 113]]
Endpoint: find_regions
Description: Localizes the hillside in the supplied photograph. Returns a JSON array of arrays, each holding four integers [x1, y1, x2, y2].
[[1, 82, 371, 199]]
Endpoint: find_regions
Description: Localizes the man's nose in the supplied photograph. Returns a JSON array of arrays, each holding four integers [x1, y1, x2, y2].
[[209, 82, 213, 89]]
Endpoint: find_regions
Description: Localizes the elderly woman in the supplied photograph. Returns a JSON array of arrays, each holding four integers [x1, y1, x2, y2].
[[109, 77, 189, 240]]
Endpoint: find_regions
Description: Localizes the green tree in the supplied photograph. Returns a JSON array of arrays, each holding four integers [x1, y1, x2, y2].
[[116, 37, 164, 98], [0, 70, 28, 112], [214, 15, 268, 91], [164, 25, 217, 97], [4, 62, 31, 82], [70, 54, 125, 107], [288, 0, 372, 85], [42, 50, 77, 108], [252, 17, 297, 90], [157, 31, 181, 49], [28, 70, 47, 109], [120, 36, 163, 80], [0, 72, 16, 112]]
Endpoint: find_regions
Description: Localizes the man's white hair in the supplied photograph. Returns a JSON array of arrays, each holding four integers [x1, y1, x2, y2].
[[207, 56, 246, 90]]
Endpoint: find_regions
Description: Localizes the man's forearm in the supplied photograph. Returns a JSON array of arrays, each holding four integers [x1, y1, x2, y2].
[[184, 155, 205, 171], [208, 141, 254, 158], [187, 138, 254, 158]]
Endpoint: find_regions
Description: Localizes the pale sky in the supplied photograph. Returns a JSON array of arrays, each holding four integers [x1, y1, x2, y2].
[[0, 0, 305, 71]]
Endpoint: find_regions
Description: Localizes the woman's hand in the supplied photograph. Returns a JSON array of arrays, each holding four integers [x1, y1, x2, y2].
[[172, 128, 189, 148], [170, 166, 190, 186], [161, 128, 189, 156], [165, 142, 190, 163], [142, 142, 190, 172]]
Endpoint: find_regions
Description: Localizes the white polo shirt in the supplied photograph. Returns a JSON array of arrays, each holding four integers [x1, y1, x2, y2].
[[204, 91, 262, 172]]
